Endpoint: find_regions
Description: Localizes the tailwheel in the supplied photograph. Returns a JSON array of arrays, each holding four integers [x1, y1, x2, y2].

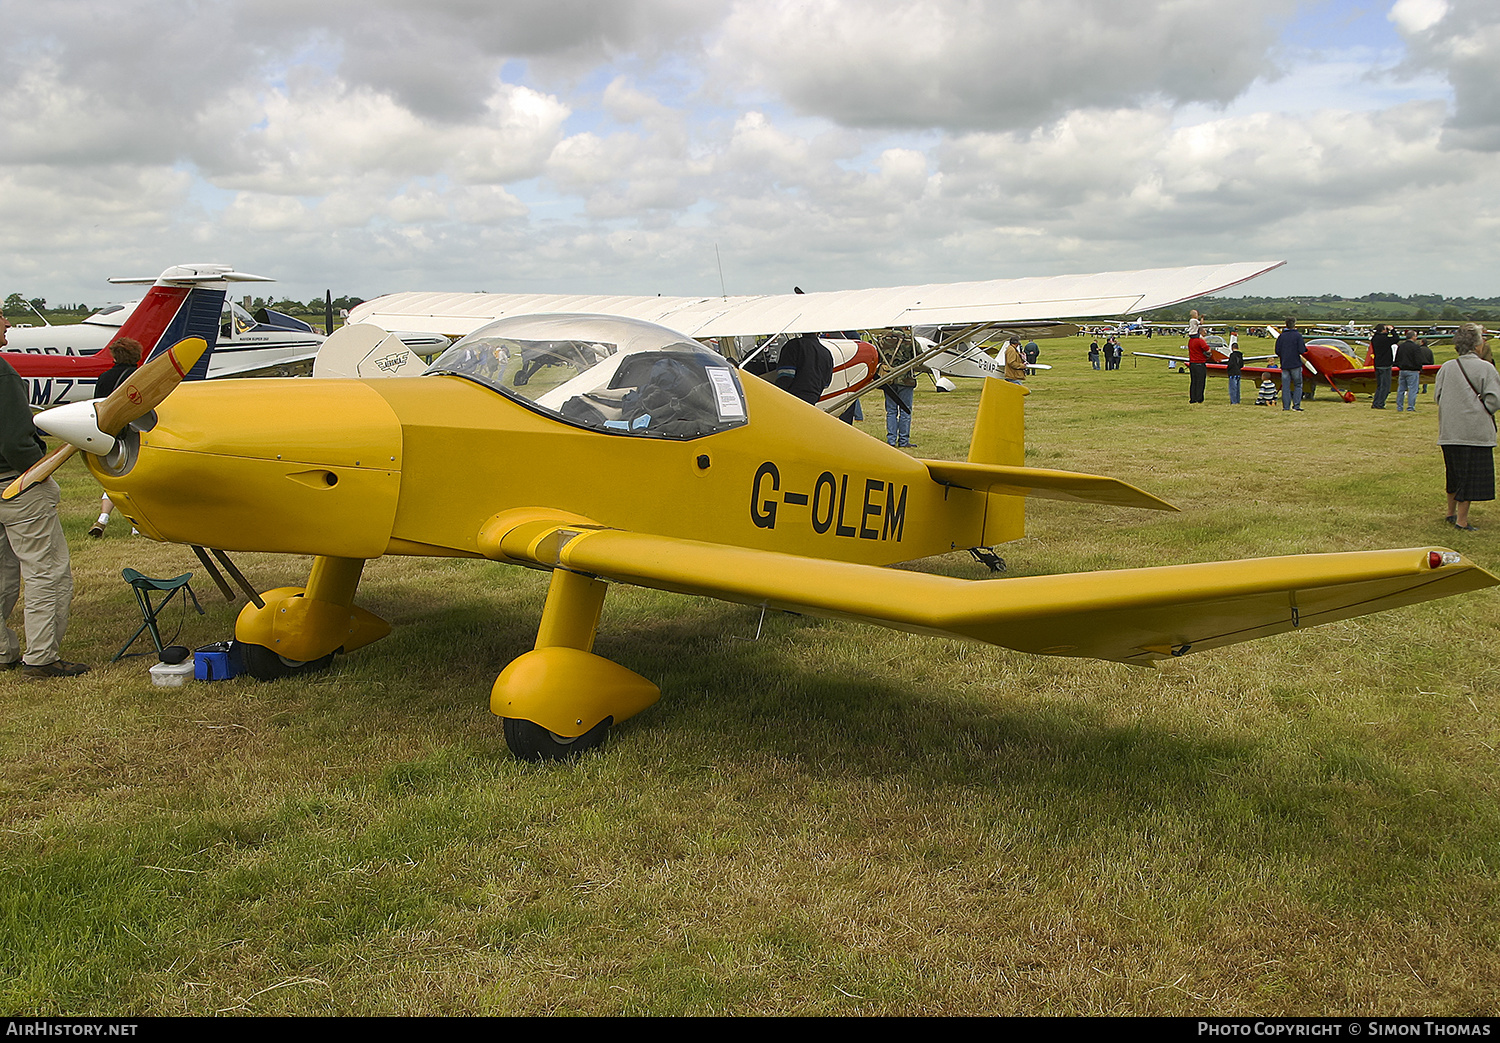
[[240, 642, 335, 680], [503, 716, 612, 762]]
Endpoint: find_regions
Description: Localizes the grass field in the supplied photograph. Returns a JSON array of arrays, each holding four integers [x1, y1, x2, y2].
[[3, 338, 1498, 1015]]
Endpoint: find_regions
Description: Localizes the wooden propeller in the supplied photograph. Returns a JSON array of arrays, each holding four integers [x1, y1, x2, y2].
[[2, 336, 207, 500]]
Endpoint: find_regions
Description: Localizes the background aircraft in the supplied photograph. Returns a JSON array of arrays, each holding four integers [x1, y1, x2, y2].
[[348, 261, 1284, 413], [347, 264, 1287, 341], [3, 267, 451, 407], [1132, 332, 1442, 402], [2, 264, 261, 408], [1133, 336, 1276, 368], [1262, 331, 1444, 402], [13, 285, 1494, 761], [914, 323, 1067, 390]]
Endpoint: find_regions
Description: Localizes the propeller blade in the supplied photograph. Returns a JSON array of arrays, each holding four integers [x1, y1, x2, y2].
[[94, 336, 208, 434], [2, 444, 77, 501]]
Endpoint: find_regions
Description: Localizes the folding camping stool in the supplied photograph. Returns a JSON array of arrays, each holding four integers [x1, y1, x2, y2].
[[114, 568, 205, 661]]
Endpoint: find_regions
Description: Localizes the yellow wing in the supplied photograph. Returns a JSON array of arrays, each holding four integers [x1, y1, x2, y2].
[[491, 520, 1497, 665]]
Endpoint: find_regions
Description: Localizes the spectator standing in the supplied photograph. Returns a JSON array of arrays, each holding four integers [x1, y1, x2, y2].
[[0, 314, 88, 678], [775, 332, 832, 405], [1226, 344, 1245, 404], [878, 331, 919, 448], [1370, 323, 1399, 409], [1435, 323, 1500, 531], [1394, 329, 1425, 412], [1003, 337, 1027, 384], [1186, 329, 1210, 403], [1276, 319, 1307, 411]]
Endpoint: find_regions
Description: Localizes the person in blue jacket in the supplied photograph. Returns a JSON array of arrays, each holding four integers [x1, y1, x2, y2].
[[1276, 319, 1307, 412]]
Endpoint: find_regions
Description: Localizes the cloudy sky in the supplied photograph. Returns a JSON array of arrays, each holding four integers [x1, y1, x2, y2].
[[2, 0, 1497, 307]]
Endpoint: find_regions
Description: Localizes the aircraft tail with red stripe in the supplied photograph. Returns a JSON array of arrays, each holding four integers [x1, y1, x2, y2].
[[4, 264, 272, 399], [105, 264, 273, 380]]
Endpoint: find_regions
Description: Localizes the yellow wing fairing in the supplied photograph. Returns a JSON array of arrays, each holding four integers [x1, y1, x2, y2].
[[500, 523, 1498, 666]]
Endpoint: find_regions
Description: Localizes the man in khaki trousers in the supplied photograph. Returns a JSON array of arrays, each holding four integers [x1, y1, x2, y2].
[[0, 313, 87, 678]]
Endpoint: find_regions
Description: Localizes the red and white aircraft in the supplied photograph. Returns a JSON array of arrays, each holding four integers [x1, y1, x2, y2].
[[2, 265, 270, 408], [4, 268, 452, 409]]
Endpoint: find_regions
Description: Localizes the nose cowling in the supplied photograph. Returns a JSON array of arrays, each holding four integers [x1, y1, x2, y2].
[[88, 377, 406, 558], [3, 336, 211, 502]]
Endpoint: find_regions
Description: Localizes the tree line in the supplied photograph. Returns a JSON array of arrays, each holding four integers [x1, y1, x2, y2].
[[1148, 292, 1500, 324]]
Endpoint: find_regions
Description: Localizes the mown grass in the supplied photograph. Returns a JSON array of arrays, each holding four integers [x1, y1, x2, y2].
[[2, 337, 1497, 1015]]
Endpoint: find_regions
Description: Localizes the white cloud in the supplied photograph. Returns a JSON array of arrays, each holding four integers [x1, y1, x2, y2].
[[714, 0, 1301, 131], [1389, 0, 1449, 34], [223, 193, 312, 233], [1390, 0, 1500, 150], [4, 0, 1500, 305]]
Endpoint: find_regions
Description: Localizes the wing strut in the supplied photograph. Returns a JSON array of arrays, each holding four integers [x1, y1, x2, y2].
[[821, 322, 992, 415]]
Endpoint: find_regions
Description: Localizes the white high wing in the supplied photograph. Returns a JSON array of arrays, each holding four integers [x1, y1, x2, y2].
[[347, 262, 1286, 343]]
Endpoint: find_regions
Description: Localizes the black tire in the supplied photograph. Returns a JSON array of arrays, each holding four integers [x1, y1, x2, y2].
[[240, 642, 335, 681], [503, 716, 612, 762]]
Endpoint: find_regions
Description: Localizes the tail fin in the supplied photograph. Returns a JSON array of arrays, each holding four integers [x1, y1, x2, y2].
[[968, 376, 1025, 466], [108, 264, 273, 380], [968, 377, 1027, 545]]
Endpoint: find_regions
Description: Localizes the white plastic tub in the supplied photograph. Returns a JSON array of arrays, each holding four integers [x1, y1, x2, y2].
[[149, 660, 195, 687]]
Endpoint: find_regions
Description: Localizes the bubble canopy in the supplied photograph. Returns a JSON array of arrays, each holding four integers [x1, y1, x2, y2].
[[425, 313, 750, 440]]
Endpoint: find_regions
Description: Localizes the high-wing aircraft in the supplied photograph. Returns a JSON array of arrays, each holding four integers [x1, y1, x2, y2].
[[13, 277, 1495, 761], [348, 263, 1285, 409], [913, 324, 1065, 390], [3, 268, 450, 407], [346, 265, 1286, 339]]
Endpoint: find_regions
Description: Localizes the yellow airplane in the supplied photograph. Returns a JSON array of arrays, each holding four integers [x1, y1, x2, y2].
[[11, 311, 1496, 761]]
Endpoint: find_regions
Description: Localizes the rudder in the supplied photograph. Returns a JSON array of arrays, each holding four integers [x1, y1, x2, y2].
[[968, 377, 1027, 544]]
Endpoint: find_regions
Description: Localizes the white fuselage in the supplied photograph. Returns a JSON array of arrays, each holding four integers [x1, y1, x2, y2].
[[7, 301, 448, 408]]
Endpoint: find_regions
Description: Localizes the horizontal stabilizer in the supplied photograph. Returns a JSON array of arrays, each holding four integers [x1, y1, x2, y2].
[[108, 264, 274, 286], [496, 521, 1496, 666], [921, 460, 1177, 511]]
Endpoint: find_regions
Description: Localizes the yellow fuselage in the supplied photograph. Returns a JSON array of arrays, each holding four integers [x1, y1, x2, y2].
[[90, 374, 1006, 566]]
